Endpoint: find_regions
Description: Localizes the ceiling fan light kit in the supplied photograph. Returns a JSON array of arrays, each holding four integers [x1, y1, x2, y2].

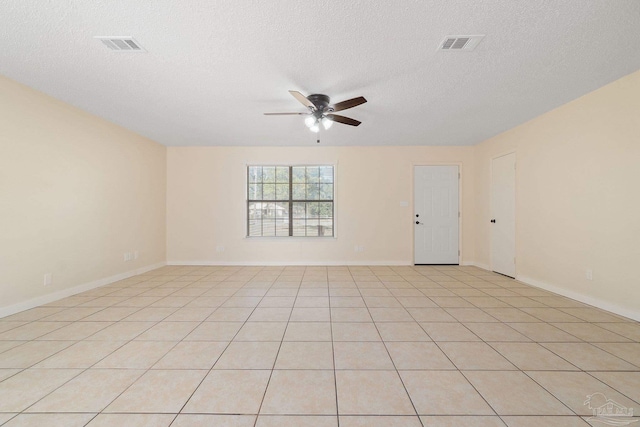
[[265, 90, 366, 134]]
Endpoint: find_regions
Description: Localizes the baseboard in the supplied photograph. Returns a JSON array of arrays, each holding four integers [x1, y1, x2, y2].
[[168, 260, 411, 266], [517, 275, 640, 322], [461, 261, 491, 270], [0, 261, 166, 319]]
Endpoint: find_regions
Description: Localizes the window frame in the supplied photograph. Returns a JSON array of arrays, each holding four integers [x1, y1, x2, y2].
[[245, 163, 337, 238]]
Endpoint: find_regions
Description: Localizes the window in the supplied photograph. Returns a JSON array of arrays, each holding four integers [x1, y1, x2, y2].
[[247, 165, 334, 237]]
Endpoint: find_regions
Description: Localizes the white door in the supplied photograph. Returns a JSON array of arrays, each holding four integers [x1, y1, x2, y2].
[[414, 165, 459, 264], [491, 153, 516, 277]]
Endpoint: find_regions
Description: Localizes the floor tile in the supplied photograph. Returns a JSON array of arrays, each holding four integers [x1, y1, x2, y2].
[[419, 322, 480, 341], [86, 321, 155, 340], [400, 370, 494, 415], [407, 308, 456, 322], [330, 308, 371, 322], [463, 323, 530, 342], [2, 413, 96, 427], [261, 370, 337, 415], [552, 322, 631, 342], [464, 371, 573, 415], [249, 308, 292, 322], [184, 369, 270, 414], [386, 342, 455, 370], [275, 342, 334, 369], [369, 308, 414, 322], [501, 416, 590, 426], [420, 416, 507, 426], [438, 342, 516, 370], [214, 341, 280, 369], [336, 370, 415, 415], [170, 414, 255, 427], [235, 322, 287, 341], [489, 342, 578, 371], [332, 322, 381, 341], [86, 414, 175, 427], [341, 415, 422, 426], [185, 322, 243, 341], [591, 343, 640, 367], [0, 368, 82, 412], [588, 371, 640, 404], [376, 322, 431, 341], [134, 321, 199, 341], [541, 343, 637, 370], [284, 322, 332, 341], [0, 341, 73, 368], [334, 342, 394, 369], [506, 323, 581, 342], [26, 369, 143, 412], [94, 340, 176, 369], [257, 415, 338, 426], [526, 371, 638, 416], [153, 341, 228, 369], [207, 307, 254, 321], [105, 369, 206, 413], [290, 308, 331, 322]]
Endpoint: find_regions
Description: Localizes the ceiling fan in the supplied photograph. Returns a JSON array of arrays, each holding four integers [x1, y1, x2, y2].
[[264, 91, 367, 132]]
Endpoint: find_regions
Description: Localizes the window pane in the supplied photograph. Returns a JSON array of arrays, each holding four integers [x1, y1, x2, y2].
[[307, 202, 319, 218], [293, 219, 306, 236], [249, 220, 262, 236], [306, 166, 320, 183], [318, 202, 333, 218], [263, 184, 275, 200], [262, 219, 276, 236], [276, 167, 289, 183], [248, 184, 262, 200], [276, 184, 289, 200], [292, 202, 306, 218], [305, 218, 319, 236], [319, 184, 333, 200], [320, 166, 333, 183], [292, 184, 305, 200], [248, 202, 262, 219], [306, 184, 319, 200], [248, 166, 262, 183], [263, 202, 277, 218], [292, 167, 305, 183], [263, 166, 276, 183]]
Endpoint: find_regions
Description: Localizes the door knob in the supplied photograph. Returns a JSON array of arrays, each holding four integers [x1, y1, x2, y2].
[[490, 219, 496, 223]]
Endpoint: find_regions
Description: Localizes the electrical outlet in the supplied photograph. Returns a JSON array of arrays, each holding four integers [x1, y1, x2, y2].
[[216, 245, 225, 252], [586, 269, 593, 280], [123, 253, 128, 261], [359, 245, 365, 252], [134, 251, 139, 260], [44, 273, 52, 286]]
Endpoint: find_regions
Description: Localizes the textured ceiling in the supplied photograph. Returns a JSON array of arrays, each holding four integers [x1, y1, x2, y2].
[[1, 1, 640, 147]]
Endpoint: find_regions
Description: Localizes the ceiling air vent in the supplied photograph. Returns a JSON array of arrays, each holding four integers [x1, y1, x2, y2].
[[95, 36, 146, 52], [439, 35, 484, 52]]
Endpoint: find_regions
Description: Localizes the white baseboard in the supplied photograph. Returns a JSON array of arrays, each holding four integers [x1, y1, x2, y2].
[[0, 262, 166, 319], [168, 260, 411, 266], [517, 275, 640, 322], [461, 261, 491, 270]]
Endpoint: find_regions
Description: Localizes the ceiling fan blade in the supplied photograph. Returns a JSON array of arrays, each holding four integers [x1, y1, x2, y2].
[[289, 90, 316, 110], [264, 112, 310, 115], [326, 114, 361, 127], [330, 96, 367, 112]]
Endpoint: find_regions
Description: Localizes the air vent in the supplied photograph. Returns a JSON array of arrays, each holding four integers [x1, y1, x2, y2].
[[95, 36, 146, 52], [439, 35, 484, 52]]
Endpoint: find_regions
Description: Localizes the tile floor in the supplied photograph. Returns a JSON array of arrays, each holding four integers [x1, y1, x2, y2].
[[0, 265, 639, 426]]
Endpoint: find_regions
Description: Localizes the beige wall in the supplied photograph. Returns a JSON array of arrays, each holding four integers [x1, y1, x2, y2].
[[167, 146, 475, 265], [474, 69, 640, 319], [0, 76, 167, 315]]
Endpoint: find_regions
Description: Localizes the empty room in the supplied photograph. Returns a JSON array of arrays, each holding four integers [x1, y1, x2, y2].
[[1, 1, 639, 426]]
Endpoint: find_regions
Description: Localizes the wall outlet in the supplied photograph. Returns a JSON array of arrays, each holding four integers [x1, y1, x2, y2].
[[586, 269, 593, 280], [44, 273, 52, 286], [354, 245, 365, 252], [134, 250, 139, 260], [216, 245, 225, 252]]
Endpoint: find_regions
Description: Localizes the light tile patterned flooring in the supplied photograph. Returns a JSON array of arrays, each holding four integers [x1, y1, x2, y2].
[[0, 265, 639, 426]]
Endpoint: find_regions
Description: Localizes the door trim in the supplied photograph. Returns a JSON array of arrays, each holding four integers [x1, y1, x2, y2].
[[411, 162, 463, 265], [489, 151, 517, 277]]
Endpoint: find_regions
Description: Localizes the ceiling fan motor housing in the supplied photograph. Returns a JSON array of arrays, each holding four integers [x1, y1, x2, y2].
[[307, 94, 331, 111]]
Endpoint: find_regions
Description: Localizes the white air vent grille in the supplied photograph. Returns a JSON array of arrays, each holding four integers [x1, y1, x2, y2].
[[440, 35, 484, 52], [95, 36, 146, 52]]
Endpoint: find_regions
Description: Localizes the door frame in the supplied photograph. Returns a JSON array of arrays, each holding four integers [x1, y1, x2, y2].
[[411, 162, 463, 265], [489, 151, 517, 276]]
